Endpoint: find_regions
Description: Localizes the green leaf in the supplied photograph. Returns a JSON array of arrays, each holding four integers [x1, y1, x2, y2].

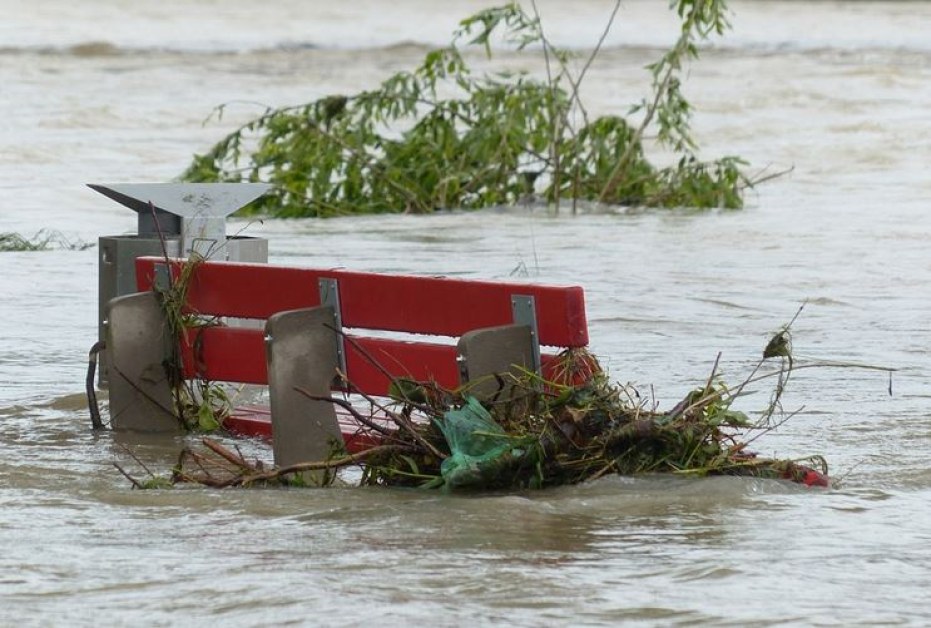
[[197, 403, 220, 432]]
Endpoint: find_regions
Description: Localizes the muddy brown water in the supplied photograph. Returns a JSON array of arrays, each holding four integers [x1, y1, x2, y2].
[[2, 1, 931, 624]]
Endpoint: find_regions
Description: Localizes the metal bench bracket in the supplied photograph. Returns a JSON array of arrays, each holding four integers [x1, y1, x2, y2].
[[318, 278, 346, 376], [511, 294, 541, 374]]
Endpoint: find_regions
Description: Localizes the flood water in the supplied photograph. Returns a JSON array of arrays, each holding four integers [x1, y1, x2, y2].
[[2, 0, 931, 625]]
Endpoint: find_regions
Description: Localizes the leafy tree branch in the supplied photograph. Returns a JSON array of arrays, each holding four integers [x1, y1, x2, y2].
[[183, 1, 759, 216]]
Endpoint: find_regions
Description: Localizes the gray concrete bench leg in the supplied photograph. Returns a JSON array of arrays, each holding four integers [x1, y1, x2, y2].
[[105, 292, 178, 432], [265, 307, 343, 483], [456, 324, 535, 401]]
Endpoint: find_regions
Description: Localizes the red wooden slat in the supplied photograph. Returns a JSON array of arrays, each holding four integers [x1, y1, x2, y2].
[[337, 273, 588, 348], [135, 257, 588, 347], [179, 326, 267, 384], [345, 337, 460, 395], [176, 325, 570, 395], [136, 259, 321, 319], [223, 407, 272, 439], [176, 326, 463, 396]]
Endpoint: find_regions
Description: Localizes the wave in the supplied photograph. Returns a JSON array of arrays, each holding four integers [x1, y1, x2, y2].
[[0, 40, 441, 58], [4, 37, 931, 60], [5, 0, 931, 58], [5, 0, 931, 60]]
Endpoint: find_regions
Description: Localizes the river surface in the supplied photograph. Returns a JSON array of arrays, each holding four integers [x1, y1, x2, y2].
[[2, 1, 931, 625]]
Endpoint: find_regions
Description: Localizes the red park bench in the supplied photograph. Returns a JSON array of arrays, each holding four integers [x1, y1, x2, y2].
[[105, 256, 590, 468]]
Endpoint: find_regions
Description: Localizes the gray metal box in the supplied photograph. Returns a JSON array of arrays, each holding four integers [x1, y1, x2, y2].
[[93, 182, 272, 388], [98, 235, 180, 387]]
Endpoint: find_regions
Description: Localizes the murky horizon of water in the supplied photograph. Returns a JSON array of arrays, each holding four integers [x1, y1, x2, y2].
[[2, 1, 931, 625]]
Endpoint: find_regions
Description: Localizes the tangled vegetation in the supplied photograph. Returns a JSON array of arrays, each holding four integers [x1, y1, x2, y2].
[[153, 253, 234, 433], [118, 336, 832, 492], [182, 1, 760, 216], [0, 232, 48, 251], [0, 230, 92, 252]]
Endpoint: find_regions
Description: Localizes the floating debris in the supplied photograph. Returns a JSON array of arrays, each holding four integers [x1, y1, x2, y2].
[[0, 229, 93, 252], [159, 347, 831, 491]]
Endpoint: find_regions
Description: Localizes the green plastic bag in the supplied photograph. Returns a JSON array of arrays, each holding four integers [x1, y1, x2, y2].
[[435, 396, 523, 490]]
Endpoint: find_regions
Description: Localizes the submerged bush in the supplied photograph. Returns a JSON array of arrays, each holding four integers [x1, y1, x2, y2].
[[0, 232, 49, 251], [0, 230, 92, 252], [182, 1, 756, 216]]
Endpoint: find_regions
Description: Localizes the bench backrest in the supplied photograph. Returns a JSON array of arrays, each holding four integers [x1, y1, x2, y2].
[[134, 256, 589, 396]]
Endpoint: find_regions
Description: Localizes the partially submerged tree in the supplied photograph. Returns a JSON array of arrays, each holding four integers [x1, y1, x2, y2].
[[182, 1, 756, 216]]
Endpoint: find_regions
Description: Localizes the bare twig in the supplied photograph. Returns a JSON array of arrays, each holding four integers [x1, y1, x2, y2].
[[116, 442, 159, 479], [529, 0, 562, 212], [326, 325, 438, 415], [294, 387, 396, 437], [202, 438, 256, 470], [203, 444, 408, 487], [567, 0, 622, 124], [113, 463, 144, 489], [337, 372, 448, 461]]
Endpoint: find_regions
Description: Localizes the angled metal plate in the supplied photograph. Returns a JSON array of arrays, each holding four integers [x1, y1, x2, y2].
[[97, 235, 181, 387], [318, 278, 346, 375], [88, 183, 272, 219]]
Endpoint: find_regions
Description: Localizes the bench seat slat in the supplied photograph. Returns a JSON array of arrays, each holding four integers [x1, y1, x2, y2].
[[136, 257, 589, 348]]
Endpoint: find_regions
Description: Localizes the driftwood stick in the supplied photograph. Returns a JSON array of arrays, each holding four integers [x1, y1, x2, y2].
[[180, 440, 410, 487], [234, 444, 406, 486], [112, 462, 144, 489], [116, 442, 161, 479], [202, 438, 258, 471], [174, 446, 246, 488]]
